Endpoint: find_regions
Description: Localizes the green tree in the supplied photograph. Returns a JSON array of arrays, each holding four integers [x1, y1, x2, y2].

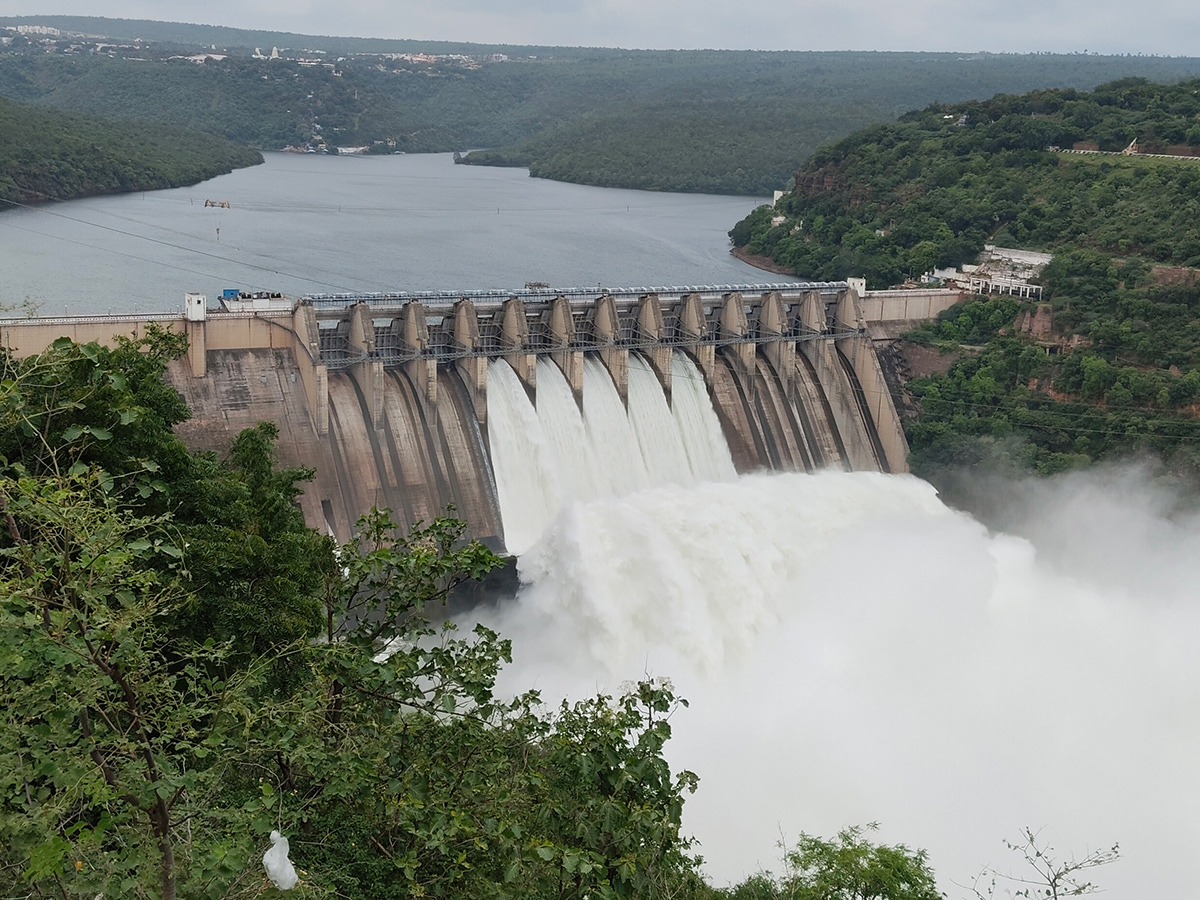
[[0, 469, 290, 899], [1, 336, 706, 900], [0, 341, 322, 898], [0, 332, 331, 670], [174, 421, 330, 686], [719, 825, 942, 900], [0, 330, 192, 502], [782, 825, 941, 900]]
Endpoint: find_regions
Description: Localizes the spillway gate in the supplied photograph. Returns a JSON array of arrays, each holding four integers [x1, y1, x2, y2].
[[307, 282, 855, 370]]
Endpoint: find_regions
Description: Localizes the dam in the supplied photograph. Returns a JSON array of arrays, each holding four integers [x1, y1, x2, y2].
[[0, 281, 961, 552]]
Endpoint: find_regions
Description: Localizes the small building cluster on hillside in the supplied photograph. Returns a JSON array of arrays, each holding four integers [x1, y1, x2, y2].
[[2, 24, 149, 56], [930, 245, 1052, 300], [6, 24, 59, 35], [1058, 138, 1200, 159], [0, 21, 511, 72]]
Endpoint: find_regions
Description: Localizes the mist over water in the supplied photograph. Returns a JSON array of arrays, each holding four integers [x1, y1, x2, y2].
[[476, 396, 1200, 898]]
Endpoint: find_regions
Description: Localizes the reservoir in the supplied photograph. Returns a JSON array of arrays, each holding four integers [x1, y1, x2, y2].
[[0, 151, 778, 314]]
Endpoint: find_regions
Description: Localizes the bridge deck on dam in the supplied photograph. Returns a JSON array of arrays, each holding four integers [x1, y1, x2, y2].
[[1, 282, 963, 550], [304, 282, 853, 370]]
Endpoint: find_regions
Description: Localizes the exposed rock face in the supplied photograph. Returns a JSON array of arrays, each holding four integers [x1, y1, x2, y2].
[[794, 168, 842, 197], [792, 164, 873, 209], [1152, 265, 1200, 287], [1014, 303, 1054, 339]]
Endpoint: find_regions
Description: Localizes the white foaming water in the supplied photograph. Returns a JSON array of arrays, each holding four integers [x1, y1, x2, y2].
[[486, 359, 562, 554], [474, 468, 1200, 899], [670, 352, 736, 482], [533, 356, 610, 505], [489, 351, 735, 554], [581, 355, 652, 495], [627, 353, 693, 485]]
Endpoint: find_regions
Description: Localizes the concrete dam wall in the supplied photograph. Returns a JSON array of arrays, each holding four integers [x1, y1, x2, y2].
[[2, 283, 962, 553]]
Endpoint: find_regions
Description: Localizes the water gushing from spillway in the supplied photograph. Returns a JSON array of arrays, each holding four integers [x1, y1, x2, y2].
[[484, 355, 1200, 897], [581, 355, 650, 496], [473, 468, 1200, 899], [486, 351, 734, 554], [478, 360, 1200, 898], [670, 352, 739, 482], [626, 353, 693, 485], [483, 359, 562, 555]]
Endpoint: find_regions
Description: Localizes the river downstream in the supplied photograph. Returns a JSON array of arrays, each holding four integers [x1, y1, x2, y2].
[[0, 152, 779, 315]]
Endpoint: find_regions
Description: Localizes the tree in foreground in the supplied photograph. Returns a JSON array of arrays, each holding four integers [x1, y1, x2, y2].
[[783, 825, 942, 900], [0, 336, 704, 899], [721, 824, 942, 900]]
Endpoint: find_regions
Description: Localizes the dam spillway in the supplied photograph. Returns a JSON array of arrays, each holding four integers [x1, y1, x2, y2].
[[489, 352, 737, 554], [1, 282, 963, 551]]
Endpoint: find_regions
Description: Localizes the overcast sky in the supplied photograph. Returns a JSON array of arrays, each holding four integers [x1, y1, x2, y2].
[[2, 0, 1198, 55]]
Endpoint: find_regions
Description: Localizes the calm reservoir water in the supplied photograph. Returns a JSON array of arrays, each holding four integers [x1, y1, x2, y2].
[[0, 152, 781, 314]]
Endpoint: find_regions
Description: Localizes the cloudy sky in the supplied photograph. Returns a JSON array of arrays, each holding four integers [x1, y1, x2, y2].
[[2, 0, 1198, 54]]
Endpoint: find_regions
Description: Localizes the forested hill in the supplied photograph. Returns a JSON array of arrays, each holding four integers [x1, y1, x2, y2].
[[6, 19, 1200, 194], [731, 77, 1200, 283], [731, 78, 1200, 486], [0, 95, 262, 205], [455, 56, 1200, 195]]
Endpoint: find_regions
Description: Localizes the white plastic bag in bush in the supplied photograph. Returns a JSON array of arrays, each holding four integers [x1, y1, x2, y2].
[[263, 830, 299, 890]]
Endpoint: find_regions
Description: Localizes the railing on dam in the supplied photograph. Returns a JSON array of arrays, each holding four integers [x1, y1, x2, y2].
[[306, 282, 857, 371], [301, 282, 847, 311]]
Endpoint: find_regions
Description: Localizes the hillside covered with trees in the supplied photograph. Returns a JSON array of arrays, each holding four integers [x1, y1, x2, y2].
[[5, 18, 1200, 194], [455, 55, 1200, 195], [0, 94, 261, 205], [730, 78, 1200, 486], [0, 14, 614, 59]]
